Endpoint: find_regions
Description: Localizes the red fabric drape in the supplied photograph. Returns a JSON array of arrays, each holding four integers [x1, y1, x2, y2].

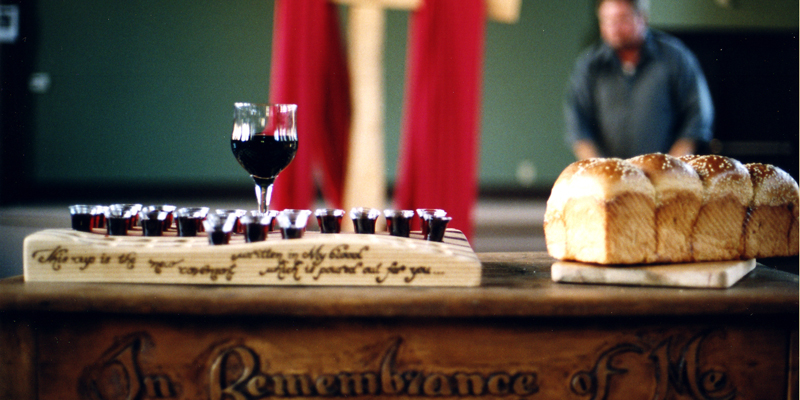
[[268, 0, 351, 210], [394, 0, 486, 241]]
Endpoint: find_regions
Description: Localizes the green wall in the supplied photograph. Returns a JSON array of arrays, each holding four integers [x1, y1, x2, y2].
[[27, 0, 799, 195], [650, 0, 799, 30], [32, 1, 271, 189]]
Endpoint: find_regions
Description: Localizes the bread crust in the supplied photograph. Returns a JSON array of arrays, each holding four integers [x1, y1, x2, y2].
[[554, 159, 656, 264], [679, 155, 753, 206], [628, 153, 702, 263], [746, 163, 798, 207], [544, 159, 602, 259], [679, 155, 753, 261], [544, 154, 797, 264], [743, 163, 799, 258], [628, 153, 703, 205]]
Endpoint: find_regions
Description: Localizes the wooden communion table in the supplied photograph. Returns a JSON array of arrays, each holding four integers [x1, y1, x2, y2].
[[0, 252, 797, 399]]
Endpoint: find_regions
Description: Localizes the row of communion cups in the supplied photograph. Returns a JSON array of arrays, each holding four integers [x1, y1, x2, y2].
[[68, 204, 452, 245]]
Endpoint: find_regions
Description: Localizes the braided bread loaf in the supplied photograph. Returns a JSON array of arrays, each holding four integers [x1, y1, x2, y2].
[[544, 153, 798, 264]]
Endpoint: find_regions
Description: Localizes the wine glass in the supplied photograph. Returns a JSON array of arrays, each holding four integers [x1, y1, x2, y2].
[[231, 103, 298, 214]]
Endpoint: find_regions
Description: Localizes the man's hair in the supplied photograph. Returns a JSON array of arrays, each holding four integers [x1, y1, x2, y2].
[[596, 0, 650, 16]]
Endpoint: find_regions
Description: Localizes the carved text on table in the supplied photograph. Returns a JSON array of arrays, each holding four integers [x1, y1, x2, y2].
[[77, 330, 735, 400]]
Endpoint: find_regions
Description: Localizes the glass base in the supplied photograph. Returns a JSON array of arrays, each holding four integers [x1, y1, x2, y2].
[[253, 176, 276, 214]]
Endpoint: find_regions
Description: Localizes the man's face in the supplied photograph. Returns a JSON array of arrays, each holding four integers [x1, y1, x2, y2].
[[597, 0, 647, 50]]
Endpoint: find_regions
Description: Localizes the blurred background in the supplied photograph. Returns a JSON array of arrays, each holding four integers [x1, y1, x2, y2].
[[0, 0, 797, 277]]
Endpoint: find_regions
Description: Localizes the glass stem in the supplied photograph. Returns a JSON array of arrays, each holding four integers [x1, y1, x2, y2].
[[253, 177, 275, 214]]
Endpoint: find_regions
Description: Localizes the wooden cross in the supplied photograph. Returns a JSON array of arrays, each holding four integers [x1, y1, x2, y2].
[[330, 0, 521, 218]]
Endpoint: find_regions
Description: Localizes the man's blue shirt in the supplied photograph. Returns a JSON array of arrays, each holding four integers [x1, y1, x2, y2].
[[564, 29, 714, 158]]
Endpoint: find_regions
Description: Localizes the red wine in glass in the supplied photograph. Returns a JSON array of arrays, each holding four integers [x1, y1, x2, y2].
[[231, 103, 298, 214]]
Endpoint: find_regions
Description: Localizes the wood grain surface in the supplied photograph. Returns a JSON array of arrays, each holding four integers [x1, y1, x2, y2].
[[26, 314, 795, 400], [1, 252, 797, 399], [23, 229, 481, 287], [2, 252, 796, 318]]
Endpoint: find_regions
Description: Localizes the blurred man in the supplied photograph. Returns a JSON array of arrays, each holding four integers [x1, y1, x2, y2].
[[564, 0, 714, 159]]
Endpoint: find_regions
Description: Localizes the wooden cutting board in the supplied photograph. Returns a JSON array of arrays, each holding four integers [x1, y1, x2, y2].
[[551, 258, 757, 289]]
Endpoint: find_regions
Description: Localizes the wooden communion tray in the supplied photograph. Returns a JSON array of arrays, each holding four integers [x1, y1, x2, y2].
[[23, 229, 481, 287], [551, 258, 757, 289]]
